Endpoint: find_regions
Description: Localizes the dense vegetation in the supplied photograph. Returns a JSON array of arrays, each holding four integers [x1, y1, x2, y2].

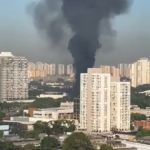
[[0, 132, 114, 150], [11, 120, 75, 140], [131, 113, 147, 122], [62, 132, 94, 150], [131, 85, 150, 108], [136, 127, 150, 139], [29, 97, 71, 108]]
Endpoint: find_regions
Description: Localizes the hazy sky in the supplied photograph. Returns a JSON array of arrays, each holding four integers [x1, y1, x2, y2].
[[0, 0, 149, 66]]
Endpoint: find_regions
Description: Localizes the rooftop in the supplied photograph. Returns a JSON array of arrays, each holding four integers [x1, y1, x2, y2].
[[0, 52, 14, 57]]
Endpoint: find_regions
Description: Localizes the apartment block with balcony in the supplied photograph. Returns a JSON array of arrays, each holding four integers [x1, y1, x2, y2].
[[80, 69, 111, 133], [110, 82, 130, 131], [0, 52, 28, 101], [80, 68, 131, 133]]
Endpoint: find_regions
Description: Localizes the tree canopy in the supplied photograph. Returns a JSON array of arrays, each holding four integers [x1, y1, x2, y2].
[[34, 120, 75, 135], [63, 132, 94, 150], [24, 144, 37, 150], [100, 144, 113, 150], [0, 112, 5, 120], [136, 127, 150, 139], [131, 113, 146, 122], [41, 137, 59, 150], [131, 85, 150, 108]]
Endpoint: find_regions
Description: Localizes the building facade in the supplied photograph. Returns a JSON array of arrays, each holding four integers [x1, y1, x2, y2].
[[80, 68, 131, 133], [130, 58, 150, 87], [80, 69, 111, 132], [110, 81, 130, 131], [0, 52, 28, 101], [50, 64, 56, 75], [67, 64, 74, 76], [58, 64, 65, 75]]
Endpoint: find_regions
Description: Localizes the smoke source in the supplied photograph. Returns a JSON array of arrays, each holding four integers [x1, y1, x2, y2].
[[28, 0, 131, 97]]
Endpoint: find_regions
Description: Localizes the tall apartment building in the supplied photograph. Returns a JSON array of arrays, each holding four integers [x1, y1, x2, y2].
[[67, 64, 74, 75], [35, 62, 45, 77], [58, 64, 65, 75], [130, 58, 150, 87], [80, 68, 130, 133], [80, 69, 111, 132], [110, 81, 130, 131], [50, 64, 56, 75], [28, 62, 36, 78], [111, 66, 120, 78], [100, 65, 111, 74], [118, 64, 130, 78], [100, 65, 120, 78], [0, 52, 28, 101], [44, 63, 50, 76]]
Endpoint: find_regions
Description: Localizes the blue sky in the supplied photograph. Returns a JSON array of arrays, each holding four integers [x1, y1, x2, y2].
[[0, 0, 149, 65]]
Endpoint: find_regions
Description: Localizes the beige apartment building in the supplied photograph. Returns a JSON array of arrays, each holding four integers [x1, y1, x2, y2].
[[80, 68, 130, 133], [50, 64, 56, 75], [0, 52, 28, 101], [110, 82, 130, 131], [58, 64, 65, 75], [100, 65, 120, 78], [67, 64, 74, 76], [130, 58, 150, 87], [118, 64, 130, 78]]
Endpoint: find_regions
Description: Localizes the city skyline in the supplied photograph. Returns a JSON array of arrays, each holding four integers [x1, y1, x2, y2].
[[0, 0, 149, 65]]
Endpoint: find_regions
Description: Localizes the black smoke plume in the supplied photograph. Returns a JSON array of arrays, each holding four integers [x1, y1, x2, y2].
[[27, 0, 132, 97]]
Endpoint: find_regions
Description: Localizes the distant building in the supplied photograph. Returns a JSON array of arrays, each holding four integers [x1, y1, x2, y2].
[[58, 64, 65, 75], [139, 90, 150, 96], [118, 64, 130, 78], [134, 120, 150, 130], [131, 58, 150, 87], [67, 64, 74, 76], [37, 92, 68, 99], [12, 102, 74, 122], [50, 64, 56, 75], [0, 52, 28, 101], [0, 125, 9, 136]]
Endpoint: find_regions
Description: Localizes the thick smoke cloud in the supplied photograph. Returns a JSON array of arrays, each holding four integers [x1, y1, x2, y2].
[[27, 0, 131, 97]]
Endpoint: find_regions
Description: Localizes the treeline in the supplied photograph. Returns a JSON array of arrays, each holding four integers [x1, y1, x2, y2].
[[131, 84, 150, 108], [29, 97, 71, 108], [0, 132, 114, 150], [136, 127, 150, 139], [11, 120, 75, 139]]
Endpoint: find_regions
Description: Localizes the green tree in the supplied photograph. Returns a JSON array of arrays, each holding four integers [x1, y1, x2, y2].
[[0, 131, 4, 138], [130, 124, 134, 130], [67, 124, 76, 132], [0, 112, 5, 120], [41, 137, 59, 150], [63, 132, 94, 150], [0, 141, 5, 150], [100, 144, 113, 150], [24, 144, 36, 150], [5, 141, 14, 150], [34, 121, 48, 133], [44, 126, 52, 136], [18, 131, 39, 140], [131, 113, 146, 122], [136, 127, 150, 139]]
